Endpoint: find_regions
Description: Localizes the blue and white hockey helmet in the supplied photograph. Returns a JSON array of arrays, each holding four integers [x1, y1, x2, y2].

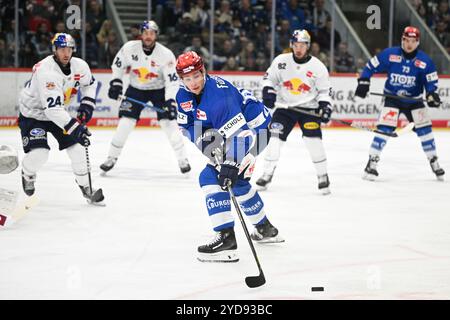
[[290, 29, 311, 48], [140, 20, 159, 34], [51, 33, 76, 52]]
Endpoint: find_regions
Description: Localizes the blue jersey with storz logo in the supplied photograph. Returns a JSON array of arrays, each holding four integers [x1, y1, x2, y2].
[[360, 47, 438, 104], [176, 75, 271, 163]]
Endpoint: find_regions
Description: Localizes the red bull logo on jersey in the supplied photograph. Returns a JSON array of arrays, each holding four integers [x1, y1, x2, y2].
[[282, 78, 311, 95], [64, 87, 78, 105], [131, 67, 159, 83]]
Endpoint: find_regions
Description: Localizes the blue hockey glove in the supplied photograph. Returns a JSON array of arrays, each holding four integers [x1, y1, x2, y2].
[[108, 79, 123, 100], [262, 86, 276, 109], [355, 78, 370, 98], [218, 160, 239, 190], [64, 118, 91, 146], [77, 97, 95, 123], [426, 91, 441, 108], [318, 101, 333, 123]]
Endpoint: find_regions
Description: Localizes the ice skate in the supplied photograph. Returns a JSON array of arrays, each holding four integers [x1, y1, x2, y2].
[[429, 156, 445, 181], [318, 174, 331, 195], [363, 155, 380, 181], [251, 219, 284, 243], [197, 227, 239, 263], [100, 157, 117, 174], [21, 170, 36, 196], [255, 173, 273, 191], [79, 185, 105, 206]]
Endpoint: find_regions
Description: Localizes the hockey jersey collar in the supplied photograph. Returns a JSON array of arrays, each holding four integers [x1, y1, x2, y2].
[[53, 55, 71, 75], [292, 53, 312, 65]]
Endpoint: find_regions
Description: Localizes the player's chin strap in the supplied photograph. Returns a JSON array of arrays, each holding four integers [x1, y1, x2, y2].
[[275, 103, 414, 138], [118, 95, 166, 113], [212, 151, 266, 288]]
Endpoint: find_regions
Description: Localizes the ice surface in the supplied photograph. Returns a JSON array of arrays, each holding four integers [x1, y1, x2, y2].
[[1, 127, 449, 299]]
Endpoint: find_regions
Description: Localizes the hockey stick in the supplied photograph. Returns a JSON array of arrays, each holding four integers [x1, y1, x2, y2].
[[119, 95, 166, 113], [84, 144, 93, 197], [0, 193, 39, 228], [370, 92, 428, 103], [285, 106, 415, 137], [213, 153, 266, 288]]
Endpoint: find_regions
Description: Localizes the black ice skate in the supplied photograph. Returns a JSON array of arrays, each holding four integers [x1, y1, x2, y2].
[[100, 157, 117, 174], [318, 174, 331, 195], [79, 185, 105, 206], [363, 155, 380, 181], [197, 227, 239, 263], [429, 156, 445, 181], [21, 170, 36, 196], [251, 219, 285, 243], [255, 173, 273, 190], [178, 159, 191, 174]]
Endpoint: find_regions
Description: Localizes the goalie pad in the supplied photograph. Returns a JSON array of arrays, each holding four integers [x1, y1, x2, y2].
[[0, 145, 19, 174]]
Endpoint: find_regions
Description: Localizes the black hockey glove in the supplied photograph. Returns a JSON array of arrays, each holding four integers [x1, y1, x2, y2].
[[163, 99, 177, 120], [64, 118, 91, 146], [77, 97, 95, 123], [426, 91, 441, 108], [108, 79, 123, 100], [318, 101, 333, 123], [354, 78, 370, 98], [262, 86, 276, 109], [218, 160, 239, 190]]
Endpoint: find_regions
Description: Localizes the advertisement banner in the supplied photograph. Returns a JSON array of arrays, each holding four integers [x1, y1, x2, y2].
[[0, 69, 449, 127]]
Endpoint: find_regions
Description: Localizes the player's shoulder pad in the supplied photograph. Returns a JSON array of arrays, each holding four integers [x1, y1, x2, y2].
[[35, 56, 62, 79], [122, 40, 141, 52], [70, 57, 91, 70]]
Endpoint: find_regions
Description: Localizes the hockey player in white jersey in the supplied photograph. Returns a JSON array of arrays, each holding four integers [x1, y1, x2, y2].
[[255, 29, 333, 194], [18, 33, 104, 204], [100, 20, 191, 174]]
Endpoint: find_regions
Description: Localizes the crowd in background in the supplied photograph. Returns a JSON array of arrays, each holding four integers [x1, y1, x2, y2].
[[0, 0, 449, 72]]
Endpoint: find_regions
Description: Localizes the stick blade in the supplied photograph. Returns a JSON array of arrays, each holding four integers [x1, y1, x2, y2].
[[245, 273, 266, 288], [395, 122, 415, 136]]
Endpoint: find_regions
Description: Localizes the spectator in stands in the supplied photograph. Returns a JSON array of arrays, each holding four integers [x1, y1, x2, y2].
[[238, 40, 257, 70], [355, 57, 366, 74], [87, 0, 105, 35], [275, 19, 292, 54], [0, 38, 13, 67], [189, 0, 209, 29], [34, 33, 52, 61], [175, 13, 201, 47], [222, 56, 239, 71], [334, 42, 355, 73], [130, 24, 141, 40], [19, 41, 36, 68], [280, 0, 306, 31], [215, 0, 233, 33], [213, 38, 237, 70], [98, 30, 120, 68], [316, 17, 341, 52], [163, 0, 186, 34], [96, 19, 113, 47], [434, 0, 450, 29], [184, 35, 210, 66], [435, 20, 450, 46], [54, 20, 66, 34], [31, 22, 52, 49], [310, 41, 329, 68], [236, 0, 257, 34], [84, 21, 99, 68], [312, 0, 330, 31]]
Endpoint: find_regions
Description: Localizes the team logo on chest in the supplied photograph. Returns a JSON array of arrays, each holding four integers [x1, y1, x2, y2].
[[282, 77, 311, 95], [131, 67, 158, 83]]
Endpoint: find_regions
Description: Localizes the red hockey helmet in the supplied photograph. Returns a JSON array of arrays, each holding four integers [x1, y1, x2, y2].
[[176, 51, 204, 77], [402, 26, 420, 40]]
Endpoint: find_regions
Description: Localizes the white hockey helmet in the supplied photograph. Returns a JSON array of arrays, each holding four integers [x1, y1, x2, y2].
[[51, 33, 77, 52], [140, 20, 159, 34], [290, 29, 311, 49], [0, 145, 19, 174]]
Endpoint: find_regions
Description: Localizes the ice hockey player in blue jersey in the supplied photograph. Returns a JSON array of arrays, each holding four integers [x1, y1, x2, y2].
[[355, 26, 445, 181], [175, 51, 284, 263]]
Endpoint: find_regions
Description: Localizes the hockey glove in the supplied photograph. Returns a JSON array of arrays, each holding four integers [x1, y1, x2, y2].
[[163, 99, 177, 120], [262, 86, 276, 109], [64, 118, 92, 146], [218, 160, 239, 190], [108, 79, 123, 100], [426, 91, 441, 108], [77, 97, 95, 123], [318, 101, 333, 123], [354, 78, 370, 98]]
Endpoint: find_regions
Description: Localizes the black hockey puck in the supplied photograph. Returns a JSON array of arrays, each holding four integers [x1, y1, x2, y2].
[[311, 287, 324, 292]]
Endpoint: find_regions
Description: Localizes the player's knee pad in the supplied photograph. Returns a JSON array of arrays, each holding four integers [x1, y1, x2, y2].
[[159, 119, 184, 148], [377, 107, 400, 127], [411, 108, 432, 129], [112, 117, 137, 147], [22, 148, 49, 174], [300, 121, 322, 138], [66, 144, 87, 176]]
